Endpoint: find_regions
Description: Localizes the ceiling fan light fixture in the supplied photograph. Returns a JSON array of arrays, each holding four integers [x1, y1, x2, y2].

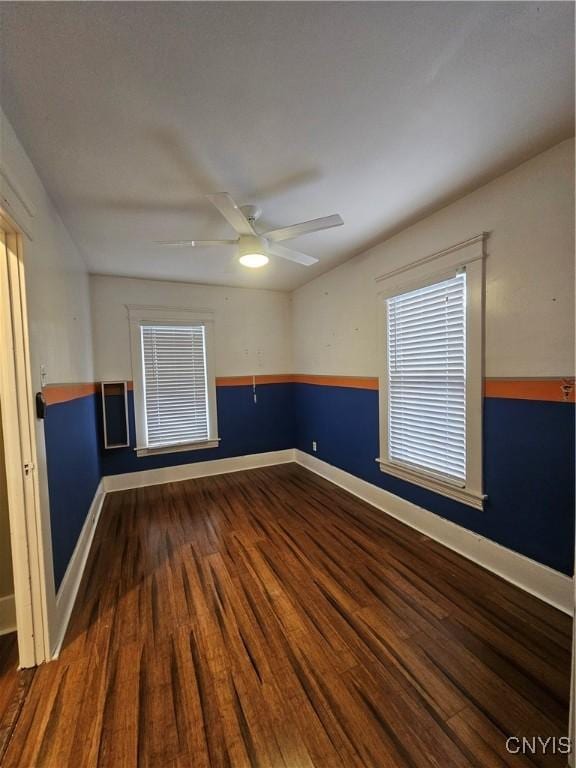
[[157, 194, 341, 268], [239, 234, 269, 268], [239, 252, 269, 268]]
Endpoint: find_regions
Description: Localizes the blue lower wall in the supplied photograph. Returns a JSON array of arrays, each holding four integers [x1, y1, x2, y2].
[[43, 379, 574, 591], [44, 394, 101, 590], [100, 384, 296, 475], [294, 383, 575, 576]]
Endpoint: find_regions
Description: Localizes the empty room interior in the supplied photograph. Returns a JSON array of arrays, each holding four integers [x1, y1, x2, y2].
[[0, 2, 574, 766]]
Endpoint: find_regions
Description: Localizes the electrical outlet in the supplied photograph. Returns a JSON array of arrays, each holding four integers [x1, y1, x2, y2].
[[312, 441, 317, 452]]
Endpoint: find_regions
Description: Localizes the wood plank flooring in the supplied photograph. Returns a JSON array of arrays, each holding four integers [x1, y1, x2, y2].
[[0, 632, 34, 763], [0, 464, 572, 767]]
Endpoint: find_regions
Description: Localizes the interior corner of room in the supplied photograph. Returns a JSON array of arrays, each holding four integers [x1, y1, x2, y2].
[[0, 2, 574, 765]]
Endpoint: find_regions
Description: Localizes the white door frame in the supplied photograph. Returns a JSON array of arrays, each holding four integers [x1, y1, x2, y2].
[[570, 558, 575, 764], [0, 214, 50, 667]]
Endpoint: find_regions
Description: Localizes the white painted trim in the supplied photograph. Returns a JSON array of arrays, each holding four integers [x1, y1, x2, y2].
[[102, 449, 296, 492], [51, 480, 105, 659], [375, 232, 487, 283], [101, 380, 130, 449], [136, 437, 220, 457], [0, 594, 16, 636], [375, 458, 485, 510], [0, 164, 36, 219], [128, 307, 219, 454], [0, 229, 50, 667], [571, 621, 575, 768], [125, 305, 214, 321], [295, 450, 573, 615], [0, 167, 35, 241], [376, 238, 486, 510], [570, 520, 576, 765]]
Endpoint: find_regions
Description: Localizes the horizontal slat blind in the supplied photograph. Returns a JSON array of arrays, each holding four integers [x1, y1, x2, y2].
[[387, 273, 466, 481], [141, 324, 209, 447]]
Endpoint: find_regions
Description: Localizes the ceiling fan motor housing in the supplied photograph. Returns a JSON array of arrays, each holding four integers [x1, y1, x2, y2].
[[239, 204, 262, 223], [239, 234, 267, 257]]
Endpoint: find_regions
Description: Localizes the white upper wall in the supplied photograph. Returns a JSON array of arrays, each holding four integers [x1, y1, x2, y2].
[[1, 106, 94, 387], [90, 275, 292, 380], [292, 139, 575, 379]]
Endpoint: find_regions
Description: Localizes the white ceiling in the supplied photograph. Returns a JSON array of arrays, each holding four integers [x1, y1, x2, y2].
[[1, 2, 573, 291]]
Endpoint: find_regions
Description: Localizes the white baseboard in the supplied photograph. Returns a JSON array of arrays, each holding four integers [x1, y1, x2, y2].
[[0, 593, 16, 636], [295, 450, 574, 615], [51, 479, 105, 658], [102, 449, 296, 492]]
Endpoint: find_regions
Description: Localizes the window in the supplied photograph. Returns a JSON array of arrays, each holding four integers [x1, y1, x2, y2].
[[376, 235, 485, 509], [128, 307, 219, 456], [387, 273, 466, 482]]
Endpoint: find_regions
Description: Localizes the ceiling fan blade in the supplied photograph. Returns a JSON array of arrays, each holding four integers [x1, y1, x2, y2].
[[268, 242, 319, 266], [264, 213, 343, 242], [206, 193, 255, 236], [155, 239, 237, 247]]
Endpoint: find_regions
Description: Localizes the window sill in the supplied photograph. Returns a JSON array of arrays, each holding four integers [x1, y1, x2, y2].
[[136, 438, 220, 457], [375, 458, 485, 510]]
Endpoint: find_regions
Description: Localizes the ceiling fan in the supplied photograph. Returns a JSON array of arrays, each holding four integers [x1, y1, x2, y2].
[[156, 193, 343, 268]]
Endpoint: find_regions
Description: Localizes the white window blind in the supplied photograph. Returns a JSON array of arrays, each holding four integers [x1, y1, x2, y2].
[[387, 273, 466, 482], [141, 324, 209, 448]]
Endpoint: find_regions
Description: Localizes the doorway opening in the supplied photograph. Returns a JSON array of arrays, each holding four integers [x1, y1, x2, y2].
[[0, 218, 50, 678]]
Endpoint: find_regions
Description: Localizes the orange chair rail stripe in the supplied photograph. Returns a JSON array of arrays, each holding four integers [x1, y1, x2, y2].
[[216, 374, 293, 387], [43, 383, 98, 406], [484, 378, 575, 403], [291, 374, 379, 390], [44, 376, 575, 404]]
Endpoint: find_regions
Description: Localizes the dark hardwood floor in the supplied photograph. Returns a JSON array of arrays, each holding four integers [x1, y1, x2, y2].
[[0, 464, 572, 767], [0, 632, 34, 763]]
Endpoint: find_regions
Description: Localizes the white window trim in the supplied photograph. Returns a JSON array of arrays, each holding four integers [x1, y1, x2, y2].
[[375, 233, 487, 510], [127, 305, 220, 457]]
